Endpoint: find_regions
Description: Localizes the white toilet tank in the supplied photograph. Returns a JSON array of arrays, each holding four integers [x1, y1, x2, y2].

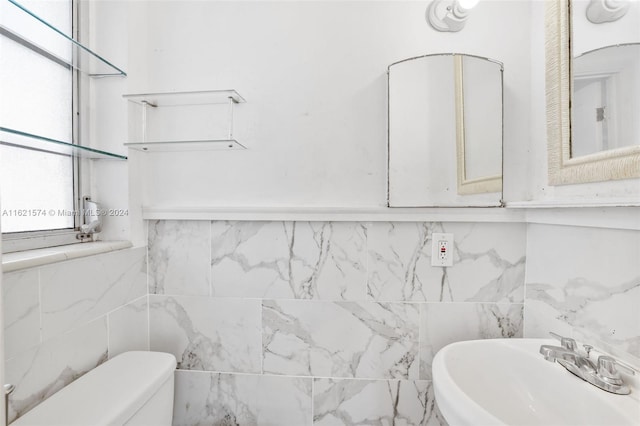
[[12, 351, 176, 426]]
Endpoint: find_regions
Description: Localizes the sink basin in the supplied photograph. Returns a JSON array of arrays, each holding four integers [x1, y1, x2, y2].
[[432, 339, 640, 426]]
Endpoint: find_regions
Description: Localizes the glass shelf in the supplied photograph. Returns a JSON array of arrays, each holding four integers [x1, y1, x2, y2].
[[1, 0, 126, 77], [124, 140, 246, 152], [0, 127, 127, 160], [124, 89, 247, 152], [123, 90, 245, 106]]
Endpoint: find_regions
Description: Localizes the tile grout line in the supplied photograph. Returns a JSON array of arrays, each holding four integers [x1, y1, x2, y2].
[[310, 375, 314, 425], [260, 297, 264, 376], [146, 220, 151, 352], [208, 220, 212, 297], [37, 267, 43, 345], [173, 367, 434, 382]]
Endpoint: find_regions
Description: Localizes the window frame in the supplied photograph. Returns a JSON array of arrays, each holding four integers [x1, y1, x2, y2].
[[1, 0, 84, 253]]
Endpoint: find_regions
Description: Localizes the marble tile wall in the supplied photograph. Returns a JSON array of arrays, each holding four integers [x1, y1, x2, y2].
[[2, 247, 149, 423], [524, 224, 640, 365], [149, 220, 526, 426], [5, 220, 635, 425]]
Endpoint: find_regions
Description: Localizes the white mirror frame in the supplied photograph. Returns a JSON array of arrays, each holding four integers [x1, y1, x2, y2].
[[546, 0, 640, 185]]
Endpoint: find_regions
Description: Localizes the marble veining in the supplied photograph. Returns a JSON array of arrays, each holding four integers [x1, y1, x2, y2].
[[39, 247, 147, 340], [3, 269, 40, 360], [367, 222, 526, 303], [525, 224, 640, 362], [149, 295, 261, 373], [5, 319, 108, 423], [211, 221, 367, 300], [107, 296, 149, 357], [148, 220, 211, 296], [314, 378, 447, 426], [263, 300, 419, 379], [527, 277, 640, 358], [367, 222, 433, 302], [173, 371, 312, 426], [419, 303, 523, 379], [9, 355, 107, 423]]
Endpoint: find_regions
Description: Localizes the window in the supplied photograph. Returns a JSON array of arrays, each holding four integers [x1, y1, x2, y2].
[[0, 0, 79, 252]]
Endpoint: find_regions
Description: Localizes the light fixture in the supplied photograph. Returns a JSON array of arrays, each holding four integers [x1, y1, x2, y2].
[[586, 0, 631, 23], [427, 0, 480, 32]]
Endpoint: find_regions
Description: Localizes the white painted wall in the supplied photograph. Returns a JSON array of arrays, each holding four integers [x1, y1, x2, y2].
[[0, 203, 5, 426], [104, 0, 533, 209], [88, 0, 148, 244], [86, 0, 637, 228]]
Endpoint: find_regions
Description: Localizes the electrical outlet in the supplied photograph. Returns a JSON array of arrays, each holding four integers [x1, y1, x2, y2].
[[431, 233, 454, 267], [438, 240, 448, 260]]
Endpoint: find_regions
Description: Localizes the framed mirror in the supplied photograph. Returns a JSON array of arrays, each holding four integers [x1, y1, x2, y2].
[[546, 0, 640, 185], [388, 53, 503, 207]]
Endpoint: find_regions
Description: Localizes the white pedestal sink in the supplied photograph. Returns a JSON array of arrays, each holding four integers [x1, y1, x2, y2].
[[432, 339, 640, 426]]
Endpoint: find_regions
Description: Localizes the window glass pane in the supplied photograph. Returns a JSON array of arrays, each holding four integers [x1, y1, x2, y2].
[[0, 0, 72, 61], [0, 36, 72, 139], [0, 0, 74, 236], [0, 146, 74, 233]]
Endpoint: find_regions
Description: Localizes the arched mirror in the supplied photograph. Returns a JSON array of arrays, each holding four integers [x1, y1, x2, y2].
[[387, 54, 503, 207], [546, 0, 640, 185]]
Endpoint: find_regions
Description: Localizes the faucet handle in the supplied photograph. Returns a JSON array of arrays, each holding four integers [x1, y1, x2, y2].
[[549, 332, 577, 351], [597, 355, 637, 378]]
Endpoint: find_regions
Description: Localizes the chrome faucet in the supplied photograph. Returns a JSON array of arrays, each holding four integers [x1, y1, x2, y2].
[[540, 332, 579, 361], [540, 332, 636, 395], [540, 344, 578, 362]]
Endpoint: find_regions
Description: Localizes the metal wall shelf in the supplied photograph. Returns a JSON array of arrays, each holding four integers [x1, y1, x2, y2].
[[0, 127, 127, 160], [1, 0, 126, 77]]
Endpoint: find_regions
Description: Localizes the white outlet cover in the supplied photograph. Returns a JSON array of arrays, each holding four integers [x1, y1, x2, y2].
[[431, 232, 454, 267]]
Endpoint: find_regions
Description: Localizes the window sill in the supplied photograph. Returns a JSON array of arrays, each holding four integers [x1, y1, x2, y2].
[[2, 241, 133, 273]]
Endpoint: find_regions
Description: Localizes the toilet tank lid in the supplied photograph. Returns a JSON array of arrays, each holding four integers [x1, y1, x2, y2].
[[12, 351, 176, 426]]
